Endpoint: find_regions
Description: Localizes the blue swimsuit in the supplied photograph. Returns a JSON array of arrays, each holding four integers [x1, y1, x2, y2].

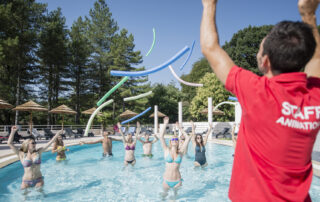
[[195, 145, 206, 166], [164, 153, 183, 188]]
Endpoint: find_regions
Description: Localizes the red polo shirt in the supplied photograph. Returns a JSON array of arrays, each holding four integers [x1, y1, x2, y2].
[[226, 66, 320, 202]]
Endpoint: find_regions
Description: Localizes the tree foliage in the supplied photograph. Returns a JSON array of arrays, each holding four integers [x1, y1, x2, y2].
[[223, 25, 273, 75], [189, 73, 234, 122]]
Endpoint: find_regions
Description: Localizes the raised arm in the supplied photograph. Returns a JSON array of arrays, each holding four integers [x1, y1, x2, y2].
[[190, 121, 197, 147], [152, 134, 159, 144], [7, 126, 19, 157], [39, 130, 63, 153], [200, 0, 235, 85], [159, 117, 169, 151], [133, 122, 141, 144], [177, 122, 188, 137], [80, 139, 103, 145], [203, 123, 213, 146], [299, 0, 320, 78], [181, 122, 195, 155], [118, 122, 127, 145], [231, 123, 237, 146]]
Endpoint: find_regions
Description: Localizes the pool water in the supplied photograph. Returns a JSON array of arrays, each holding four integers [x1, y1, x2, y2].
[[0, 140, 319, 201]]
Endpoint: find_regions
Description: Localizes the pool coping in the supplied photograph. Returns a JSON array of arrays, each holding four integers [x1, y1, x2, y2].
[[1, 137, 319, 178]]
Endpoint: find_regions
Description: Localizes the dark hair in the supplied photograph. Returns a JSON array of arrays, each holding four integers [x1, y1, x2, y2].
[[262, 21, 316, 73], [195, 134, 203, 147]]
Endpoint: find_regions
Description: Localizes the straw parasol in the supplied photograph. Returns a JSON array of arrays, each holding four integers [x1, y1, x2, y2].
[[149, 111, 166, 118], [50, 105, 76, 129], [119, 110, 138, 127], [119, 110, 138, 119], [12, 100, 48, 132], [82, 107, 102, 116], [201, 107, 225, 115], [0, 98, 13, 109]]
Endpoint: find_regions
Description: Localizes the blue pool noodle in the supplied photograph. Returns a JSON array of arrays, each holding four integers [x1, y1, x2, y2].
[[179, 40, 195, 70], [121, 107, 152, 124], [110, 46, 190, 77], [228, 96, 238, 101]]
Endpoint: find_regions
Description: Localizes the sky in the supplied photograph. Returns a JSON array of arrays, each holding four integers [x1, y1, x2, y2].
[[37, 0, 320, 87]]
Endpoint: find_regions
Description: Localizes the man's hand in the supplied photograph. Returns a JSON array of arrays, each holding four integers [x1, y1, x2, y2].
[[200, 0, 235, 85], [298, 0, 320, 15], [298, 0, 320, 78], [202, 0, 217, 6]]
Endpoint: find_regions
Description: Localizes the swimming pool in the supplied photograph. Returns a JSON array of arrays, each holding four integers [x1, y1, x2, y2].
[[0, 141, 319, 201]]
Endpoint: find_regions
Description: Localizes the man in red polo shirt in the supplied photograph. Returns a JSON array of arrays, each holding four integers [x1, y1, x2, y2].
[[200, 0, 320, 201]]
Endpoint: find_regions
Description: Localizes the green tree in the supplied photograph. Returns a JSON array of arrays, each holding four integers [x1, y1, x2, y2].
[[37, 8, 69, 124], [189, 73, 234, 122], [223, 25, 273, 75], [180, 58, 211, 120], [0, 0, 46, 124], [109, 29, 148, 119], [69, 17, 93, 124], [85, 0, 118, 97], [147, 83, 183, 123]]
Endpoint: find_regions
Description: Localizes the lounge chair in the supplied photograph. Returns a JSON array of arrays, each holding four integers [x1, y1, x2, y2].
[[28, 128, 46, 140], [215, 127, 231, 139], [43, 128, 55, 140], [128, 127, 136, 135], [77, 128, 94, 137], [17, 127, 34, 140], [184, 127, 192, 134], [64, 128, 81, 138], [0, 131, 9, 143]]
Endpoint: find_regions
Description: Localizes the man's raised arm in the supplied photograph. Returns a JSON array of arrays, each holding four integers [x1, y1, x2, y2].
[[200, 0, 235, 85], [299, 0, 320, 78]]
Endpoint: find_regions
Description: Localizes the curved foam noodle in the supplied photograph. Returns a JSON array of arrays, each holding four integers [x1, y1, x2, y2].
[[179, 40, 195, 70], [97, 77, 128, 106], [110, 46, 190, 77], [145, 28, 156, 57], [169, 65, 203, 87], [123, 91, 153, 102], [121, 107, 152, 125], [84, 99, 114, 137]]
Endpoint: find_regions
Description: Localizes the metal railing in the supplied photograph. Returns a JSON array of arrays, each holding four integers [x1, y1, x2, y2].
[[0, 125, 103, 132]]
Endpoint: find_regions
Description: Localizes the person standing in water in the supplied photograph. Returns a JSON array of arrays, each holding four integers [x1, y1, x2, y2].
[[7, 126, 63, 189], [80, 131, 121, 157], [117, 122, 140, 166], [159, 117, 194, 197], [52, 135, 69, 161], [191, 122, 213, 167], [137, 132, 159, 158]]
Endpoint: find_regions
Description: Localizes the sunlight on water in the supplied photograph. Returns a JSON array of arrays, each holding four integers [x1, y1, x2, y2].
[[0, 141, 319, 201]]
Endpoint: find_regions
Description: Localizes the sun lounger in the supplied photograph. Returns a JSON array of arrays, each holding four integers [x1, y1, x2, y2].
[[215, 127, 231, 139], [77, 128, 94, 137], [65, 128, 81, 138], [27, 128, 45, 140], [43, 128, 55, 140]]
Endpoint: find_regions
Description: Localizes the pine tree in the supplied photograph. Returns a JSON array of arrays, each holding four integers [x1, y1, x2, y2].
[[0, 0, 46, 124], [69, 17, 92, 123], [37, 8, 69, 125]]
